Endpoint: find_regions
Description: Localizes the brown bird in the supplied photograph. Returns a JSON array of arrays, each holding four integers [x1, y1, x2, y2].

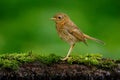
[[51, 13, 104, 60]]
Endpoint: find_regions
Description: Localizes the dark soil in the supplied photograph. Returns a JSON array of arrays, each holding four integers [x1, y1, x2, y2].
[[0, 61, 120, 80]]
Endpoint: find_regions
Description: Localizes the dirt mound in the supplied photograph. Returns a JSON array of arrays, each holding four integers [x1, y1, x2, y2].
[[0, 61, 120, 80]]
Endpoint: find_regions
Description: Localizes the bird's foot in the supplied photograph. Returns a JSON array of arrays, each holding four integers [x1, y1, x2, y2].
[[61, 57, 69, 61]]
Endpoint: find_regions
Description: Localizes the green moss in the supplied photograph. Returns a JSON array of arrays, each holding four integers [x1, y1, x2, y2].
[[99, 59, 116, 69], [36, 54, 61, 65], [67, 54, 102, 65], [0, 53, 61, 70], [115, 59, 120, 63], [1, 59, 19, 70], [0, 53, 118, 70], [67, 54, 117, 69]]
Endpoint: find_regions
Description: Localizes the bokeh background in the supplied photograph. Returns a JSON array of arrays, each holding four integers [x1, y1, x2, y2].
[[0, 0, 120, 59]]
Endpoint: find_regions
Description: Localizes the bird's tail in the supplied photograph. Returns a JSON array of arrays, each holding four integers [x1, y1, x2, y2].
[[83, 34, 105, 45]]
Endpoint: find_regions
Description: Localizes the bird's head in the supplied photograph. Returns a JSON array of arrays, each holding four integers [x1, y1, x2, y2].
[[51, 13, 70, 24]]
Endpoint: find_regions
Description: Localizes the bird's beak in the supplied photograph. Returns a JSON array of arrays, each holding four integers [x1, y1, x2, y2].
[[51, 18, 56, 20]]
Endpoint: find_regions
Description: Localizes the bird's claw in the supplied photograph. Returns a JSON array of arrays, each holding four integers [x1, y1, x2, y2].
[[61, 57, 69, 61]]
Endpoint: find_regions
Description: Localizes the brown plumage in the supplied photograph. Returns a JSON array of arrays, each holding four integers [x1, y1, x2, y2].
[[51, 13, 104, 60]]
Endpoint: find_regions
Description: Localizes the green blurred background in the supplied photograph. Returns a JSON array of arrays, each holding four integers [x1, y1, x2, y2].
[[0, 0, 120, 59]]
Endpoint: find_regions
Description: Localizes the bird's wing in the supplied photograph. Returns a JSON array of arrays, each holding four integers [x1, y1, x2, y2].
[[71, 28, 88, 45], [65, 23, 87, 45]]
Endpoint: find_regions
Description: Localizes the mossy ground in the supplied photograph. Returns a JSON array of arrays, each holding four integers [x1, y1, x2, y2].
[[0, 52, 118, 70], [0, 52, 120, 80]]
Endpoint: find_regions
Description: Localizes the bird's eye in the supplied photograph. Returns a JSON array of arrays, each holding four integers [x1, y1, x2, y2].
[[58, 16, 62, 19]]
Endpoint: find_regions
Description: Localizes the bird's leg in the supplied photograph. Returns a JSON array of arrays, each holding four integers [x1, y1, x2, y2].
[[62, 44, 75, 60]]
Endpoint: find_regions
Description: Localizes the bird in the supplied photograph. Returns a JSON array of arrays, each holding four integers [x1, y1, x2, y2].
[[51, 13, 104, 60]]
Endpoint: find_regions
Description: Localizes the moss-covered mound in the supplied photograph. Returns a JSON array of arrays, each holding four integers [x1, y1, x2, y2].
[[0, 53, 120, 80], [0, 52, 61, 70]]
